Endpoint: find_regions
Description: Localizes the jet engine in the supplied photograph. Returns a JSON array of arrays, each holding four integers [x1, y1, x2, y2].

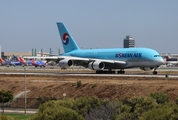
[[58, 59, 73, 68], [88, 61, 105, 70], [140, 67, 154, 71]]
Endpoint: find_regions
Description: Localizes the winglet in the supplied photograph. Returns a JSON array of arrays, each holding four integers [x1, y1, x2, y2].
[[30, 59, 35, 64]]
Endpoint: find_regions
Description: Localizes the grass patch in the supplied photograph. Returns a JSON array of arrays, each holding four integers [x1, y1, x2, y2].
[[91, 84, 97, 88], [4, 114, 33, 120], [76, 81, 82, 88]]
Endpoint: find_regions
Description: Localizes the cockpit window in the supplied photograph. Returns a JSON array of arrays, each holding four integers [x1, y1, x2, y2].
[[154, 55, 161, 57]]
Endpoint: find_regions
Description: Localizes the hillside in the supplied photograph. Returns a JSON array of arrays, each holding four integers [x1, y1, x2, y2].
[[0, 72, 178, 104]]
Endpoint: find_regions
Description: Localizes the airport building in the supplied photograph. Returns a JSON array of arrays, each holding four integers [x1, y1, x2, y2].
[[1, 50, 54, 60], [0, 47, 61, 60], [1, 51, 50, 60], [123, 36, 135, 48]]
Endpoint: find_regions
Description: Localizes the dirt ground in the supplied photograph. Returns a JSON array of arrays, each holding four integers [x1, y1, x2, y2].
[[0, 69, 178, 102]]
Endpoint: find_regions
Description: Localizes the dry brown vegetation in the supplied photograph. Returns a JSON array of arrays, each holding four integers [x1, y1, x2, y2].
[[0, 69, 178, 102]]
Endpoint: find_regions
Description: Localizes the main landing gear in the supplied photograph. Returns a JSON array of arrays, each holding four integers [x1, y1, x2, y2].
[[96, 69, 125, 74], [96, 70, 115, 74], [117, 69, 125, 74]]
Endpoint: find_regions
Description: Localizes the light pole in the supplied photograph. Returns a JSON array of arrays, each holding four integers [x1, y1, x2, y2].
[[24, 67, 26, 114]]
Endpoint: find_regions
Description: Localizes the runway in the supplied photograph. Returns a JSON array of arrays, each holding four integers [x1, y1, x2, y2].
[[0, 70, 178, 78], [0, 66, 178, 78], [1, 65, 178, 71]]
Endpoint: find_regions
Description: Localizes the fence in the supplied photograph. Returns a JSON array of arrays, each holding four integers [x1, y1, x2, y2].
[[0, 98, 40, 109]]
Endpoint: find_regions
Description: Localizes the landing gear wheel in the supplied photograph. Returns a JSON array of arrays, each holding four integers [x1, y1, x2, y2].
[[108, 69, 115, 74], [96, 70, 115, 74], [153, 66, 159, 75], [96, 70, 103, 74], [117, 70, 125, 74], [153, 71, 157, 75]]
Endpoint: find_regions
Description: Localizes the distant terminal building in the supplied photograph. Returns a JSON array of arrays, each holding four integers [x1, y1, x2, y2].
[[1, 51, 33, 60], [1, 48, 60, 60], [123, 36, 135, 48], [1, 51, 50, 60], [160, 53, 178, 58]]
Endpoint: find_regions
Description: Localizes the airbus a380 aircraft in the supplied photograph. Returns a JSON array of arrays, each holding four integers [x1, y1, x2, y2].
[[25, 22, 164, 74]]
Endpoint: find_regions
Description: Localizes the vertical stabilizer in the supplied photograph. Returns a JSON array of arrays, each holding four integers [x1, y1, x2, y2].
[[12, 55, 20, 61], [0, 58, 5, 63], [30, 59, 35, 65], [56, 22, 80, 53], [19, 57, 26, 63]]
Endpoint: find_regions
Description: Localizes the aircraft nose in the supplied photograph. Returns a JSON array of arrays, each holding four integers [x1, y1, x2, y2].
[[159, 57, 165, 65], [154, 57, 165, 66]]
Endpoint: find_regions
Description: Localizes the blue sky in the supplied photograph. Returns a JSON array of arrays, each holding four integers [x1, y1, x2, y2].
[[0, 1, 178, 54]]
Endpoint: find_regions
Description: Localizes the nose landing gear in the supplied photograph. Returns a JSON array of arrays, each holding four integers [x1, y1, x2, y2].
[[153, 71, 157, 75], [153, 66, 159, 75]]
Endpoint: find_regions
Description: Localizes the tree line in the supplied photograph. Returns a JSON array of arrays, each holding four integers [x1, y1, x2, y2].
[[1, 90, 178, 120], [30, 92, 178, 120]]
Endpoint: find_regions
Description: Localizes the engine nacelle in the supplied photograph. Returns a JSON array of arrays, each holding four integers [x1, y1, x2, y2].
[[88, 61, 105, 70], [140, 67, 154, 71], [58, 59, 73, 68]]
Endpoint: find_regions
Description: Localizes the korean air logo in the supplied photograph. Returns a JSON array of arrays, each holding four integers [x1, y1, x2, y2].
[[115, 53, 142, 58], [116, 53, 122, 57], [62, 33, 69, 45]]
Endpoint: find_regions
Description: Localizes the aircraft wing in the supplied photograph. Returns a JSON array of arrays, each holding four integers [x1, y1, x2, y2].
[[24, 56, 127, 68], [61, 56, 127, 68], [24, 56, 61, 63], [24, 56, 59, 59]]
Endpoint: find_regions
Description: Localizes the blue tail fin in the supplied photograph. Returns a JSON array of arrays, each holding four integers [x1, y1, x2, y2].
[[56, 22, 80, 53]]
